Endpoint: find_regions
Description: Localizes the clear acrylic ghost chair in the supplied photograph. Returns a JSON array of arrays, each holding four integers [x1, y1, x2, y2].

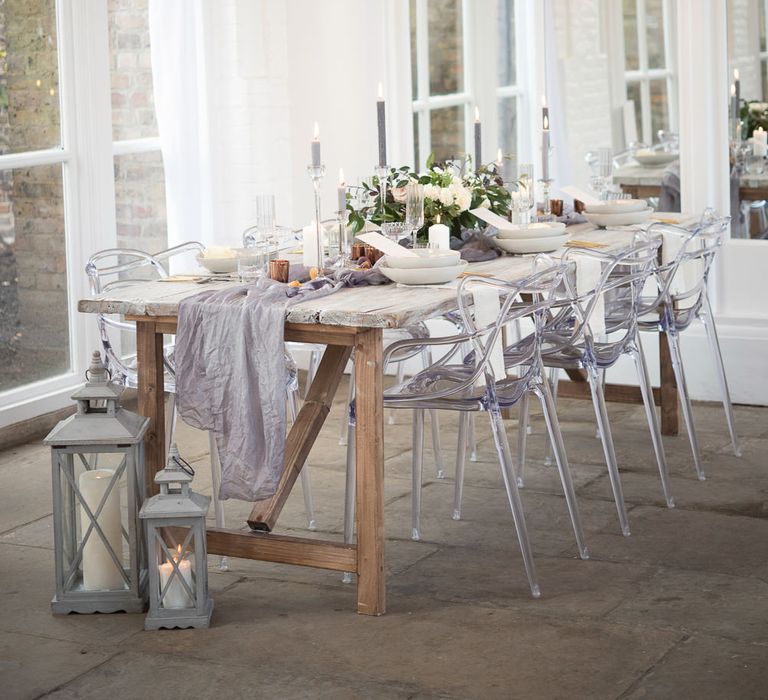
[[607, 215, 740, 479], [510, 238, 673, 538], [86, 245, 318, 570], [345, 265, 588, 598]]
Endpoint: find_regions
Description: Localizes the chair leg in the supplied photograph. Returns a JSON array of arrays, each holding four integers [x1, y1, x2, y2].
[[411, 409, 425, 541], [452, 412, 469, 520], [339, 366, 355, 446], [288, 388, 316, 530], [544, 368, 559, 466], [208, 432, 229, 572], [666, 330, 706, 480], [631, 340, 675, 507], [468, 413, 479, 462], [534, 380, 589, 559], [429, 410, 446, 479], [587, 365, 631, 536], [701, 293, 742, 457], [487, 405, 540, 598], [341, 419, 356, 584], [388, 363, 406, 425], [517, 391, 529, 488]]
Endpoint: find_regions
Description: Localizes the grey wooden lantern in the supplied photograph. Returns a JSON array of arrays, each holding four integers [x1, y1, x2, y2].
[[44, 350, 149, 614], [139, 445, 213, 630]]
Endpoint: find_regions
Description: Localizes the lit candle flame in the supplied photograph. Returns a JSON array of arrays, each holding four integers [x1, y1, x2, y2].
[[313, 122, 319, 140], [377, 82, 384, 101], [338, 168, 345, 185], [734, 68, 740, 81], [474, 106, 480, 122], [543, 114, 549, 130]]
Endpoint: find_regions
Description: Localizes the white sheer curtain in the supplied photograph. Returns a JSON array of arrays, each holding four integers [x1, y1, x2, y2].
[[149, 0, 214, 248]]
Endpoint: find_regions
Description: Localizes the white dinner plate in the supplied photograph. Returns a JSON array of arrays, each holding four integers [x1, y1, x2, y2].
[[379, 260, 468, 285], [634, 150, 678, 166], [494, 233, 570, 254], [197, 252, 239, 273], [385, 248, 461, 269], [495, 222, 566, 240], [583, 199, 648, 215], [583, 208, 652, 228]]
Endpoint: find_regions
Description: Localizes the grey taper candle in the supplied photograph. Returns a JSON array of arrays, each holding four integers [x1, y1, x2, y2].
[[474, 107, 482, 171], [377, 83, 387, 167], [311, 122, 321, 167]]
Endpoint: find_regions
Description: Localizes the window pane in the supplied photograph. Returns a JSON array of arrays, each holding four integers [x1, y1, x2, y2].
[[0, 0, 61, 155], [114, 151, 168, 252], [497, 0, 516, 87], [498, 97, 517, 157], [623, 0, 640, 71], [428, 0, 464, 96], [109, 0, 159, 140], [645, 0, 666, 70], [0, 165, 69, 393], [626, 81, 643, 141], [650, 79, 669, 137], [413, 112, 421, 167], [410, 0, 418, 100], [430, 106, 464, 162]]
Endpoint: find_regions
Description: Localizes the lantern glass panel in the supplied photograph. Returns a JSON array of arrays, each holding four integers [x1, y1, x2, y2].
[[55, 448, 143, 593], [152, 525, 199, 609]]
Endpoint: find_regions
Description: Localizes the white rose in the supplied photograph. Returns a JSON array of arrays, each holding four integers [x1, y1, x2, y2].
[[423, 184, 438, 200], [439, 187, 454, 206]]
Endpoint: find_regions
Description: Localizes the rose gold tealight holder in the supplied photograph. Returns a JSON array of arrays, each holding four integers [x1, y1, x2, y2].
[[574, 199, 586, 214], [363, 245, 384, 265], [351, 243, 366, 261], [550, 199, 564, 217], [269, 259, 290, 283]]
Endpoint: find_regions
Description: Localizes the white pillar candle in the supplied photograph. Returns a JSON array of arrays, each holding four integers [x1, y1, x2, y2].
[[754, 127, 767, 156], [159, 546, 194, 608], [311, 122, 321, 167], [303, 221, 320, 268], [428, 216, 450, 249], [79, 469, 123, 591]]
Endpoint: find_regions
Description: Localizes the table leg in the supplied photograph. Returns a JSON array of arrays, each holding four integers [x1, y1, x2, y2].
[[136, 321, 166, 493], [354, 328, 385, 616], [659, 331, 679, 436]]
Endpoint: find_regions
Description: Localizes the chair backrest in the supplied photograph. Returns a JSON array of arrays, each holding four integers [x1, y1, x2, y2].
[[85, 242, 204, 384], [545, 237, 662, 362]]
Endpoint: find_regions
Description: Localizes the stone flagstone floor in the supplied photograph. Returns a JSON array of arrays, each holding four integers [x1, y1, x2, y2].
[[1, 380, 767, 699]]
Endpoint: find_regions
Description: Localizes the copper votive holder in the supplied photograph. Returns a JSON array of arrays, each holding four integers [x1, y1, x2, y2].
[[550, 199, 564, 217], [350, 243, 366, 260], [268, 259, 290, 283], [363, 245, 384, 264], [574, 199, 586, 214]]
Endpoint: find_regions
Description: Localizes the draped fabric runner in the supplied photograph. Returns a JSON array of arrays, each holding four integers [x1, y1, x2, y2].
[[174, 277, 338, 501]]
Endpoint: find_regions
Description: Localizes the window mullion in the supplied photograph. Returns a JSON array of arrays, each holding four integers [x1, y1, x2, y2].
[[415, 0, 430, 165]]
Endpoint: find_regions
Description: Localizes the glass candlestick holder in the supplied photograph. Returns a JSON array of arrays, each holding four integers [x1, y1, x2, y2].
[[306, 163, 327, 276], [333, 209, 352, 268], [374, 164, 389, 224], [537, 179, 554, 221]]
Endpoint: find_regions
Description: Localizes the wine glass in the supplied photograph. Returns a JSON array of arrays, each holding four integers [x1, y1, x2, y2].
[[404, 182, 424, 247], [515, 163, 534, 227]]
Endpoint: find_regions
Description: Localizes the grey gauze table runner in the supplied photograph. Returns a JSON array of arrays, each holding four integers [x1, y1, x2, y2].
[[174, 276, 339, 501]]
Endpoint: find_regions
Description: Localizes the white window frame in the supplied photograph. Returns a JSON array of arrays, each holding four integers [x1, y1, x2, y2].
[[621, 0, 678, 145], [409, 0, 529, 168], [0, 0, 120, 428]]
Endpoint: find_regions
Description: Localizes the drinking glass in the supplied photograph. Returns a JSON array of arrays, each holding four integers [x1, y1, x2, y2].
[[381, 222, 407, 243], [588, 148, 613, 198], [404, 182, 424, 247], [244, 194, 276, 247], [237, 243, 268, 282], [746, 143, 766, 175]]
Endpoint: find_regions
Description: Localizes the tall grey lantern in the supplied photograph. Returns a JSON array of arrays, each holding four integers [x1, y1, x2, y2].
[[44, 350, 149, 614], [139, 445, 213, 630]]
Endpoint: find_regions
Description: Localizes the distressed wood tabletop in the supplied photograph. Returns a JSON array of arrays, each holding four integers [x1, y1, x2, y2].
[[78, 217, 697, 329]]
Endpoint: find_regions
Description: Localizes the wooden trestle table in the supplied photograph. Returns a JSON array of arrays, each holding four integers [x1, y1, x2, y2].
[[78, 217, 695, 616]]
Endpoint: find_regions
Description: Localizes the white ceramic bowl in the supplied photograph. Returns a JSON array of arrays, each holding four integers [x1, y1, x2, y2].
[[494, 233, 570, 254], [379, 260, 468, 285], [583, 199, 648, 215], [583, 207, 652, 228], [384, 248, 461, 269], [495, 221, 566, 240], [196, 251, 239, 274], [634, 150, 678, 166]]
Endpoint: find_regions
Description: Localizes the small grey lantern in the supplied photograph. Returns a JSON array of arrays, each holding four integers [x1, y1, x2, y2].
[[44, 350, 149, 614], [139, 445, 213, 630]]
